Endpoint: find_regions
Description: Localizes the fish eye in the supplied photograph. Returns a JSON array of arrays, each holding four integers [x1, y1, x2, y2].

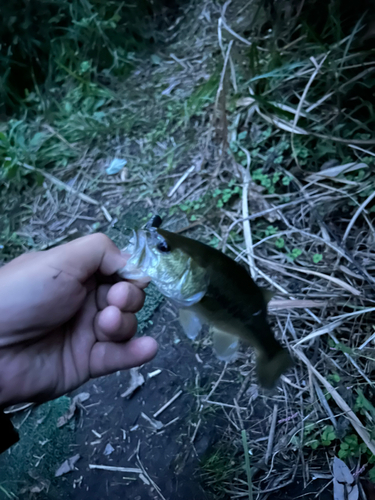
[[156, 241, 170, 253]]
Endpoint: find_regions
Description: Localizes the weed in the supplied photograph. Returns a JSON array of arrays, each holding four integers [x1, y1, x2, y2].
[[288, 248, 303, 261], [338, 434, 368, 459], [212, 181, 242, 208], [200, 443, 239, 499], [313, 253, 323, 264]]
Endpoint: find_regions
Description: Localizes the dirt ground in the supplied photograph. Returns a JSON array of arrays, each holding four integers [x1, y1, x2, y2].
[[2, 300, 334, 500]]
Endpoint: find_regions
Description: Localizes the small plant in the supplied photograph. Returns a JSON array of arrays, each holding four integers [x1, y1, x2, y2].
[[288, 247, 303, 260], [338, 434, 367, 459], [275, 237, 285, 248], [321, 425, 336, 446], [354, 389, 375, 419], [313, 253, 323, 264], [264, 225, 277, 236], [212, 181, 242, 208], [303, 423, 336, 450]]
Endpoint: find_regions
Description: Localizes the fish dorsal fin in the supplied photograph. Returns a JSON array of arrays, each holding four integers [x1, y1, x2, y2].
[[260, 287, 275, 304], [212, 328, 239, 362], [179, 308, 203, 340]]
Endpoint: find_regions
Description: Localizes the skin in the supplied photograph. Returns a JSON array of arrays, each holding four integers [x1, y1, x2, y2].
[[0, 233, 157, 409]]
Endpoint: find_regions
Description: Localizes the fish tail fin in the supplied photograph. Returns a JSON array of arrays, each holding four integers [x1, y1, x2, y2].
[[256, 348, 293, 389]]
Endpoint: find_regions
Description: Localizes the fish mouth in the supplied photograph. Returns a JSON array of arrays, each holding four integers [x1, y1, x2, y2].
[[118, 227, 208, 307], [119, 229, 160, 281]]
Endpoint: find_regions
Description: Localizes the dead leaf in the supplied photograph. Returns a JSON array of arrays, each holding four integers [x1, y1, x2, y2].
[[333, 457, 359, 500], [55, 454, 80, 477], [306, 162, 368, 181], [121, 368, 145, 398], [140, 412, 164, 430], [57, 392, 90, 428], [20, 479, 50, 495], [248, 183, 281, 223], [103, 443, 114, 456]]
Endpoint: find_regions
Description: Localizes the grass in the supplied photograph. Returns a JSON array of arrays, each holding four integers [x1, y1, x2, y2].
[[1, 0, 375, 498]]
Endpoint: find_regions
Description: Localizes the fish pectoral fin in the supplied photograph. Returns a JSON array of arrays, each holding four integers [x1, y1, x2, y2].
[[179, 308, 203, 340], [212, 329, 239, 361], [259, 287, 275, 304]]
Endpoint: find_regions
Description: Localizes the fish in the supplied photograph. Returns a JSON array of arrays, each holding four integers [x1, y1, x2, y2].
[[117, 215, 293, 389]]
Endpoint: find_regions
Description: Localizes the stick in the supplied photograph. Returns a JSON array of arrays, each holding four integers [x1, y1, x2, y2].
[[21, 163, 98, 205], [89, 464, 142, 473], [342, 190, 375, 242], [238, 148, 256, 280], [168, 165, 195, 197], [265, 404, 278, 464], [153, 390, 182, 418]]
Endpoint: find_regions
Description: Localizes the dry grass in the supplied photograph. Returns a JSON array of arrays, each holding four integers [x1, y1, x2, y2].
[[1, 0, 375, 498], [155, 0, 375, 497]]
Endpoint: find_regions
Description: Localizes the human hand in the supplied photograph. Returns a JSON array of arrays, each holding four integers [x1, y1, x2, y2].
[[0, 233, 158, 408]]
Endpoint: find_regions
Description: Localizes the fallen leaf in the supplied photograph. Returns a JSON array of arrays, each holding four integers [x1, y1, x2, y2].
[[106, 158, 127, 175], [333, 456, 358, 500], [57, 392, 90, 428], [248, 183, 281, 223], [103, 443, 114, 456], [55, 454, 80, 477], [121, 368, 145, 398], [140, 412, 164, 430], [306, 162, 368, 181]]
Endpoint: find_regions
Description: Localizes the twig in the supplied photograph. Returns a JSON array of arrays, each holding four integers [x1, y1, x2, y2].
[[136, 454, 167, 500], [21, 163, 99, 205], [204, 363, 227, 402], [313, 379, 337, 428], [342, 190, 375, 242], [88, 464, 142, 473], [349, 144, 375, 157], [190, 418, 202, 443], [153, 389, 183, 418], [221, 0, 252, 47], [100, 205, 112, 222], [168, 165, 195, 197], [234, 398, 245, 430], [205, 400, 247, 410], [265, 404, 278, 464], [238, 149, 256, 279], [292, 54, 328, 130]]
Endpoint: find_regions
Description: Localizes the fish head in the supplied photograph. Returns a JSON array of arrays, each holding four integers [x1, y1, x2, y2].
[[118, 219, 208, 307]]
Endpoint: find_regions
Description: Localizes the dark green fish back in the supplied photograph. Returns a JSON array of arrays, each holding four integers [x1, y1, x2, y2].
[[158, 228, 284, 358]]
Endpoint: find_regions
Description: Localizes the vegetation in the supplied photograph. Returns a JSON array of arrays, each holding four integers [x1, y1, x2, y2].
[[1, 0, 375, 498]]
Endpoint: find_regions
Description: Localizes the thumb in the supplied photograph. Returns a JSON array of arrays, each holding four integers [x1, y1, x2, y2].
[[45, 233, 128, 282]]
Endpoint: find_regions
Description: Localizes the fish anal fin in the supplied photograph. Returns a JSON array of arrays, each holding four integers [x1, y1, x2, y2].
[[212, 328, 239, 362], [260, 287, 275, 304], [179, 308, 203, 340]]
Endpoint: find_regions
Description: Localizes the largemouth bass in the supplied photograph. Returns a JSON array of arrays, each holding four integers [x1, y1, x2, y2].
[[118, 216, 293, 388]]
